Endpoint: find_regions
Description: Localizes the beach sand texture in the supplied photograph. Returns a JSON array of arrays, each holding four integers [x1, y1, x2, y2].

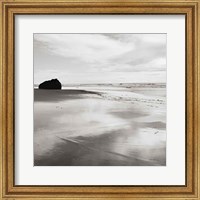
[[34, 84, 166, 166]]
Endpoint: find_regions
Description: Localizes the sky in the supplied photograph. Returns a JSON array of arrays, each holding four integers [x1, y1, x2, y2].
[[34, 34, 166, 85]]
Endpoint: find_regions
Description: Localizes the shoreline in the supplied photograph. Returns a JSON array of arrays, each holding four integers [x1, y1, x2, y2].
[[34, 86, 166, 166]]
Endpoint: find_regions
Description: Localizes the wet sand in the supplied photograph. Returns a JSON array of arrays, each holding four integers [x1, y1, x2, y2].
[[34, 85, 166, 166]]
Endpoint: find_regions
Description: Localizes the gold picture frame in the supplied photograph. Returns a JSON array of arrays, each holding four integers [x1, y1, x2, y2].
[[0, 0, 199, 199]]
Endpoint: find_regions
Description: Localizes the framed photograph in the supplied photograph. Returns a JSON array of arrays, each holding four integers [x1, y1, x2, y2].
[[0, 0, 199, 199]]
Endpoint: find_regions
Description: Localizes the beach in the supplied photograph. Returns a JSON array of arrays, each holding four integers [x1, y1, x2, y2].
[[34, 83, 166, 166]]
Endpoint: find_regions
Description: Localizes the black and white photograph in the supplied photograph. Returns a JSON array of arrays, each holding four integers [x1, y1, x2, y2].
[[34, 33, 166, 166]]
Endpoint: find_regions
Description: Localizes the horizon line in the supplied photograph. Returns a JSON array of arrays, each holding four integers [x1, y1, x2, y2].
[[34, 82, 166, 86]]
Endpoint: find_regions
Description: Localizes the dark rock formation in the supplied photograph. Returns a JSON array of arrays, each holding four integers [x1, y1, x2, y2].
[[39, 79, 62, 89]]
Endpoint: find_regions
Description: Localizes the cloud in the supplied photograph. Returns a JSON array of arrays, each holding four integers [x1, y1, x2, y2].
[[34, 34, 133, 63], [34, 34, 166, 84]]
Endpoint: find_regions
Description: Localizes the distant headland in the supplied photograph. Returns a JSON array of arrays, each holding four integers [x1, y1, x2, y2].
[[39, 78, 62, 89]]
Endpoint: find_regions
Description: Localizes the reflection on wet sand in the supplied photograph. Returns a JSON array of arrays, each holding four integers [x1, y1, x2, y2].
[[34, 85, 166, 166]]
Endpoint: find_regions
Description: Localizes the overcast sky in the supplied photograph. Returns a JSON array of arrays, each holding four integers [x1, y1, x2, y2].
[[34, 34, 166, 84]]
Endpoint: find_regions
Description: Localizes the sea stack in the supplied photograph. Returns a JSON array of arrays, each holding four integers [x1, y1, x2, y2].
[[39, 78, 62, 89]]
